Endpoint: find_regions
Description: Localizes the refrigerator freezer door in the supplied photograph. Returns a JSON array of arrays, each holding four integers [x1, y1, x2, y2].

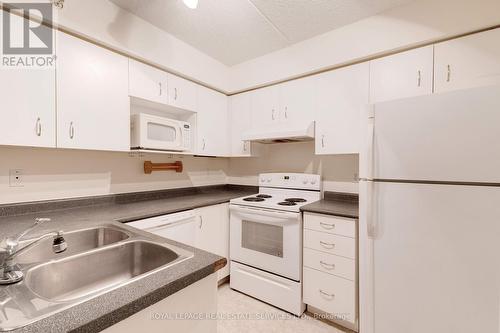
[[373, 85, 500, 183], [360, 181, 500, 333]]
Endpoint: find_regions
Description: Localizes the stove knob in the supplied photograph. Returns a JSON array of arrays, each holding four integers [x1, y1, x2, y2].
[[260, 178, 265, 183], [310, 179, 317, 185], [302, 179, 309, 184], [266, 178, 271, 183]]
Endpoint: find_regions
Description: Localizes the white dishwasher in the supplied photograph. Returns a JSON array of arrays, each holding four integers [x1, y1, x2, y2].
[[127, 210, 197, 246]]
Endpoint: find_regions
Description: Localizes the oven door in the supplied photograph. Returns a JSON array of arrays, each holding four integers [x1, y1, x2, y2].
[[229, 205, 302, 281], [140, 115, 184, 151]]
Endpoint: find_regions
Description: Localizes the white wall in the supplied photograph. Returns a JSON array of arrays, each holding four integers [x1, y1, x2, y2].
[[53, 0, 231, 92], [228, 142, 359, 194], [0, 147, 229, 204], [229, 0, 500, 92]]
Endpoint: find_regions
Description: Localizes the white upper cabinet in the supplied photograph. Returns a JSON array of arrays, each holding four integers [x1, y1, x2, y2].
[[278, 76, 315, 125], [229, 92, 253, 156], [128, 59, 168, 105], [250, 85, 279, 128], [56, 32, 130, 151], [167, 74, 198, 112], [434, 28, 500, 93], [0, 15, 56, 149], [315, 62, 369, 155], [196, 86, 229, 156], [370, 46, 434, 103], [0, 67, 56, 148]]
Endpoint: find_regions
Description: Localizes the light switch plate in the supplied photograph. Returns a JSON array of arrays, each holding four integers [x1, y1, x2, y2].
[[9, 169, 24, 187]]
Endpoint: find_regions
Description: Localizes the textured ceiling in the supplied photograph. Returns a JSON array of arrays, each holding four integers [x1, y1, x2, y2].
[[110, 0, 414, 66]]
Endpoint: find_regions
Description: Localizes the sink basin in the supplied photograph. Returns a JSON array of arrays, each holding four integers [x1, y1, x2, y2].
[[25, 241, 180, 302], [17, 226, 130, 264]]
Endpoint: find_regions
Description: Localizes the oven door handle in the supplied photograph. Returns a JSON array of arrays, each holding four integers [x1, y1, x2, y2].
[[230, 205, 299, 225]]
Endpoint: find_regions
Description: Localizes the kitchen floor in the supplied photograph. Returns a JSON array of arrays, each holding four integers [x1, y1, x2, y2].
[[217, 283, 345, 333]]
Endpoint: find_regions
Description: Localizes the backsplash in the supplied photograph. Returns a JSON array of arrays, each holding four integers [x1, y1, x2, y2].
[[0, 142, 358, 204]]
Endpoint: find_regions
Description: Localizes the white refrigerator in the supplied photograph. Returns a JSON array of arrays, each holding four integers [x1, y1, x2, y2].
[[359, 85, 500, 333]]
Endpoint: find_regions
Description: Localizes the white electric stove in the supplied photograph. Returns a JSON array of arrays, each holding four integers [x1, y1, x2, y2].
[[229, 173, 321, 316]]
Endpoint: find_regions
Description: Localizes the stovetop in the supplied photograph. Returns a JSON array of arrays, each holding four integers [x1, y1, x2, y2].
[[230, 190, 321, 212]]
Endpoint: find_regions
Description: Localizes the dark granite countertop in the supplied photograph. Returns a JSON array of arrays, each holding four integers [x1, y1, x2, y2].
[[300, 191, 359, 219], [0, 185, 256, 332]]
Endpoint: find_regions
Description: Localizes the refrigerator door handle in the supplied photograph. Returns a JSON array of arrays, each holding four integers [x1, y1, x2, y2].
[[366, 180, 377, 238], [366, 119, 375, 181]]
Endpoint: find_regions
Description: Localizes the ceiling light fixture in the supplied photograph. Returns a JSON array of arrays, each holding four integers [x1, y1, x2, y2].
[[183, 0, 198, 9]]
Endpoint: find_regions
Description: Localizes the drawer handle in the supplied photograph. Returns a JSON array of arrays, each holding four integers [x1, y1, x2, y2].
[[320, 261, 336, 270], [320, 222, 335, 230], [320, 241, 335, 249], [319, 290, 335, 299]]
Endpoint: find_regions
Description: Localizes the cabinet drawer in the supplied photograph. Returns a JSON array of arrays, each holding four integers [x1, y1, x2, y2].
[[303, 248, 355, 281], [304, 229, 355, 259], [303, 267, 356, 324], [304, 213, 356, 238]]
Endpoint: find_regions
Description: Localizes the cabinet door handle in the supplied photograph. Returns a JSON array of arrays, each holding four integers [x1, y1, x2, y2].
[[319, 241, 335, 249], [199, 216, 203, 229], [417, 70, 422, 87], [320, 222, 335, 230], [321, 134, 325, 148], [243, 141, 247, 152], [447, 65, 451, 82], [202, 139, 206, 150], [174, 87, 178, 100], [284, 106, 288, 119], [36, 117, 42, 137], [159, 82, 162, 96], [319, 290, 335, 299], [271, 109, 275, 120], [320, 261, 336, 270], [69, 122, 75, 139]]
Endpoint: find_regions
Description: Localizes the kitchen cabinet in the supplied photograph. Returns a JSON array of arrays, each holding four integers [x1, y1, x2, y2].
[[0, 15, 56, 148], [56, 32, 129, 151], [167, 73, 197, 112], [369, 45, 434, 103], [434, 28, 500, 93], [195, 203, 230, 280], [278, 76, 315, 124], [0, 67, 56, 148], [249, 77, 315, 130], [303, 212, 358, 331], [315, 63, 369, 155], [196, 86, 229, 156], [229, 92, 253, 156], [128, 59, 168, 105]]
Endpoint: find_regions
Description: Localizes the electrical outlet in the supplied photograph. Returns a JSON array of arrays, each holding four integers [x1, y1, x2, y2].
[[9, 169, 24, 187]]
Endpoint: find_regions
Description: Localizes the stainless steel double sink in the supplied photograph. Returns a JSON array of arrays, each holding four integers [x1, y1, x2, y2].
[[0, 224, 193, 331]]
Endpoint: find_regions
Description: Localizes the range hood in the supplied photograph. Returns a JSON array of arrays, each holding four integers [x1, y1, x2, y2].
[[242, 121, 315, 144]]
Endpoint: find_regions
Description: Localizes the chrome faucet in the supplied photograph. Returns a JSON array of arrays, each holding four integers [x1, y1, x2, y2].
[[0, 218, 67, 285]]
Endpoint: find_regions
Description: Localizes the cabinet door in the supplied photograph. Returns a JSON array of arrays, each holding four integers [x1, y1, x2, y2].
[[196, 86, 228, 156], [128, 59, 168, 104], [250, 85, 278, 129], [56, 32, 129, 151], [0, 68, 56, 148], [370, 46, 433, 103], [434, 28, 500, 93], [278, 76, 315, 124], [167, 73, 197, 111], [0, 15, 56, 148], [315, 63, 369, 154], [229, 93, 252, 156], [195, 203, 230, 280]]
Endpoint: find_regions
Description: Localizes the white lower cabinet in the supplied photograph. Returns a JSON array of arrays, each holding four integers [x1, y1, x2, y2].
[[195, 203, 230, 280], [56, 31, 130, 151], [303, 212, 358, 331]]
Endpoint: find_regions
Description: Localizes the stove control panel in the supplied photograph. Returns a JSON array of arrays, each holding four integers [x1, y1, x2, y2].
[[259, 173, 321, 191]]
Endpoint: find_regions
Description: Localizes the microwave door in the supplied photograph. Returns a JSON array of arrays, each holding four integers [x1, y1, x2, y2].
[[144, 120, 182, 151]]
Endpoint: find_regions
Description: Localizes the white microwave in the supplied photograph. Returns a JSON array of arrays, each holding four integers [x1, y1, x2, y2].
[[131, 113, 191, 151]]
